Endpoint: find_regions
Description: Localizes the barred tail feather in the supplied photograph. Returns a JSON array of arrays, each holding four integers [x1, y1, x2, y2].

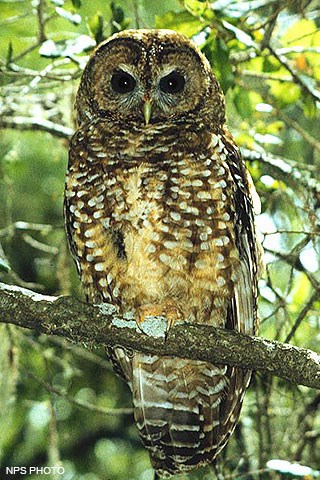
[[131, 353, 249, 477]]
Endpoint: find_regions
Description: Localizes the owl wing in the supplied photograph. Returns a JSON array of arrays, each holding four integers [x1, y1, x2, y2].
[[223, 127, 261, 336], [213, 128, 261, 455]]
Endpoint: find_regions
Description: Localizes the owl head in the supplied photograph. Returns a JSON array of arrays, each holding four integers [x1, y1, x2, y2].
[[76, 29, 225, 127]]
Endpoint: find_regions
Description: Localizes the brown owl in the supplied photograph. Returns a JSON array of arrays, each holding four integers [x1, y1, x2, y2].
[[64, 29, 262, 478]]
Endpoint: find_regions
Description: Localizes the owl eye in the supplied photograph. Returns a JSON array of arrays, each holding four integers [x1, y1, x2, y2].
[[159, 71, 185, 94], [111, 71, 136, 94]]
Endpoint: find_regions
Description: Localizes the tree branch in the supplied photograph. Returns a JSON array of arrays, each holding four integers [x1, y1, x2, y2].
[[0, 282, 319, 389]]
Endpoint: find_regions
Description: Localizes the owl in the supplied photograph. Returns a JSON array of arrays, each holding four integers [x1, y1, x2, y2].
[[64, 29, 262, 478]]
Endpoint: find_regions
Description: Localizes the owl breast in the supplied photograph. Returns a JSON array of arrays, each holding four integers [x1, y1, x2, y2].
[[66, 119, 240, 326]]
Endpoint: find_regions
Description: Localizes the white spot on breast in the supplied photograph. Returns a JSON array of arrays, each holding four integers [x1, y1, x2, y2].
[[160, 224, 169, 233], [195, 219, 205, 227], [94, 263, 105, 272], [218, 253, 225, 263], [76, 191, 86, 198], [210, 134, 219, 147], [99, 277, 107, 288], [192, 179, 203, 187], [197, 191, 211, 200], [84, 229, 94, 238], [146, 244, 156, 254], [214, 238, 223, 247], [86, 254, 94, 262], [93, 211, 103, 219], [169, 212, 181, 221], [164, 240, 178, 250], [217, 276, 226, 286], [85, 240, 96, 248], [186, 206, 199, 215], [95, 151, 107, 158], [88, 198, 97, 207], [222, 212, 230, 221], [182, 239, 193, 250], [102, 218, 110, 229], [218, 221, 227, 230], [113, 286, 120, 297], [200, 242, 209, 251], [159, 253, 172, 266], [195, 260, 206, 269]]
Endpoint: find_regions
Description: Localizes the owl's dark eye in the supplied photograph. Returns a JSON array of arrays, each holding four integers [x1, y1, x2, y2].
[[159, 71, 185, 94], [111, 71, 136, 94]]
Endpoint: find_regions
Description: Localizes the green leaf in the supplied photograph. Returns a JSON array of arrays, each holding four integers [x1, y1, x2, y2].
[[184, 0, 207, 17], [6, 41, 13, 67], [303, 94, 317, 118], [111, 2, 124, 24], [71, 0, 81, 8], [233, 86, 255, 119], [155, 11, 204, 37], [202, 35, 234, 92], [269, 80, 301, 106], [0, 257, 11, 273], [87, 13, 104, 44]]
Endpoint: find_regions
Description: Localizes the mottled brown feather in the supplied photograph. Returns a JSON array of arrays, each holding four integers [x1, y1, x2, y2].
[[64, 29, 262, 478]]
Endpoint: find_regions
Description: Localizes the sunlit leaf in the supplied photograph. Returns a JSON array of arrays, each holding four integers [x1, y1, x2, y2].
[[55, 6, 81, 25], [87, 12, 104, 43], [222, 20, 257, 48], [6, 41, 13, 67], [202, 35, 234, 92], [111, 2, 125, 24], [184, 0, 207, 17], [233, 87, 255, 119], [303, 94, 317, 118], [267, 459, 320, 477], [282, 19, 319, 47], [269, 80, 301, 106], [155, 11, 203, 37], [0, 257, 11, 273], [39, 36, 95, 58]]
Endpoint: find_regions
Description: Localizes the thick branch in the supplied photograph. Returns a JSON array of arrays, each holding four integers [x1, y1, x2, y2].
[[0, 282, 319, 389]]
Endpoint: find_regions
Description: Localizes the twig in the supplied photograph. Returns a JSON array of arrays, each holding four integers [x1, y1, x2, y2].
[[267, 45, 320, 103], [22, 366, 133, 416], [0, 116, 73, 139]]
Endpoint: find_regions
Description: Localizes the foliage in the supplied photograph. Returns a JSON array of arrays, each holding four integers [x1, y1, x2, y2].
[[0, 0, 320, 479]]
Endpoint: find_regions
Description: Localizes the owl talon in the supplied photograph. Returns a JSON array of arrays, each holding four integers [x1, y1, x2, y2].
[[136, 302, 183, 333]]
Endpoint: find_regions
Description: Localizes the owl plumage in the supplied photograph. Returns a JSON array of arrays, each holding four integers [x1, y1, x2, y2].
[[64, 29, 262, 477]]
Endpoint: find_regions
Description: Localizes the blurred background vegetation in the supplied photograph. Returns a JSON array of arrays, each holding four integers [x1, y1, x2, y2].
[[0, 0, 320, 479]]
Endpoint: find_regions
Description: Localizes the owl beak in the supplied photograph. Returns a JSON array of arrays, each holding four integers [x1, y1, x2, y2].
[[143, 100, 152, 125]]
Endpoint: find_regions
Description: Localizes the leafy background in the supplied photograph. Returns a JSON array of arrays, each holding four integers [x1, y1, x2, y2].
[[0, 0, 320, 479]]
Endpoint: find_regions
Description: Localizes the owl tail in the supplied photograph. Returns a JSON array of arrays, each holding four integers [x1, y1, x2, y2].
[[131, 353, 250, 477]]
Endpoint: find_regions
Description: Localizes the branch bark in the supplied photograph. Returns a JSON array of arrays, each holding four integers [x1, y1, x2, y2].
[[0, 282, 319, 390]]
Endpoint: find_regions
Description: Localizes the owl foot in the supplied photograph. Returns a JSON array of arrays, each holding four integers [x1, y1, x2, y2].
[[136, 301, 183, 333]]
